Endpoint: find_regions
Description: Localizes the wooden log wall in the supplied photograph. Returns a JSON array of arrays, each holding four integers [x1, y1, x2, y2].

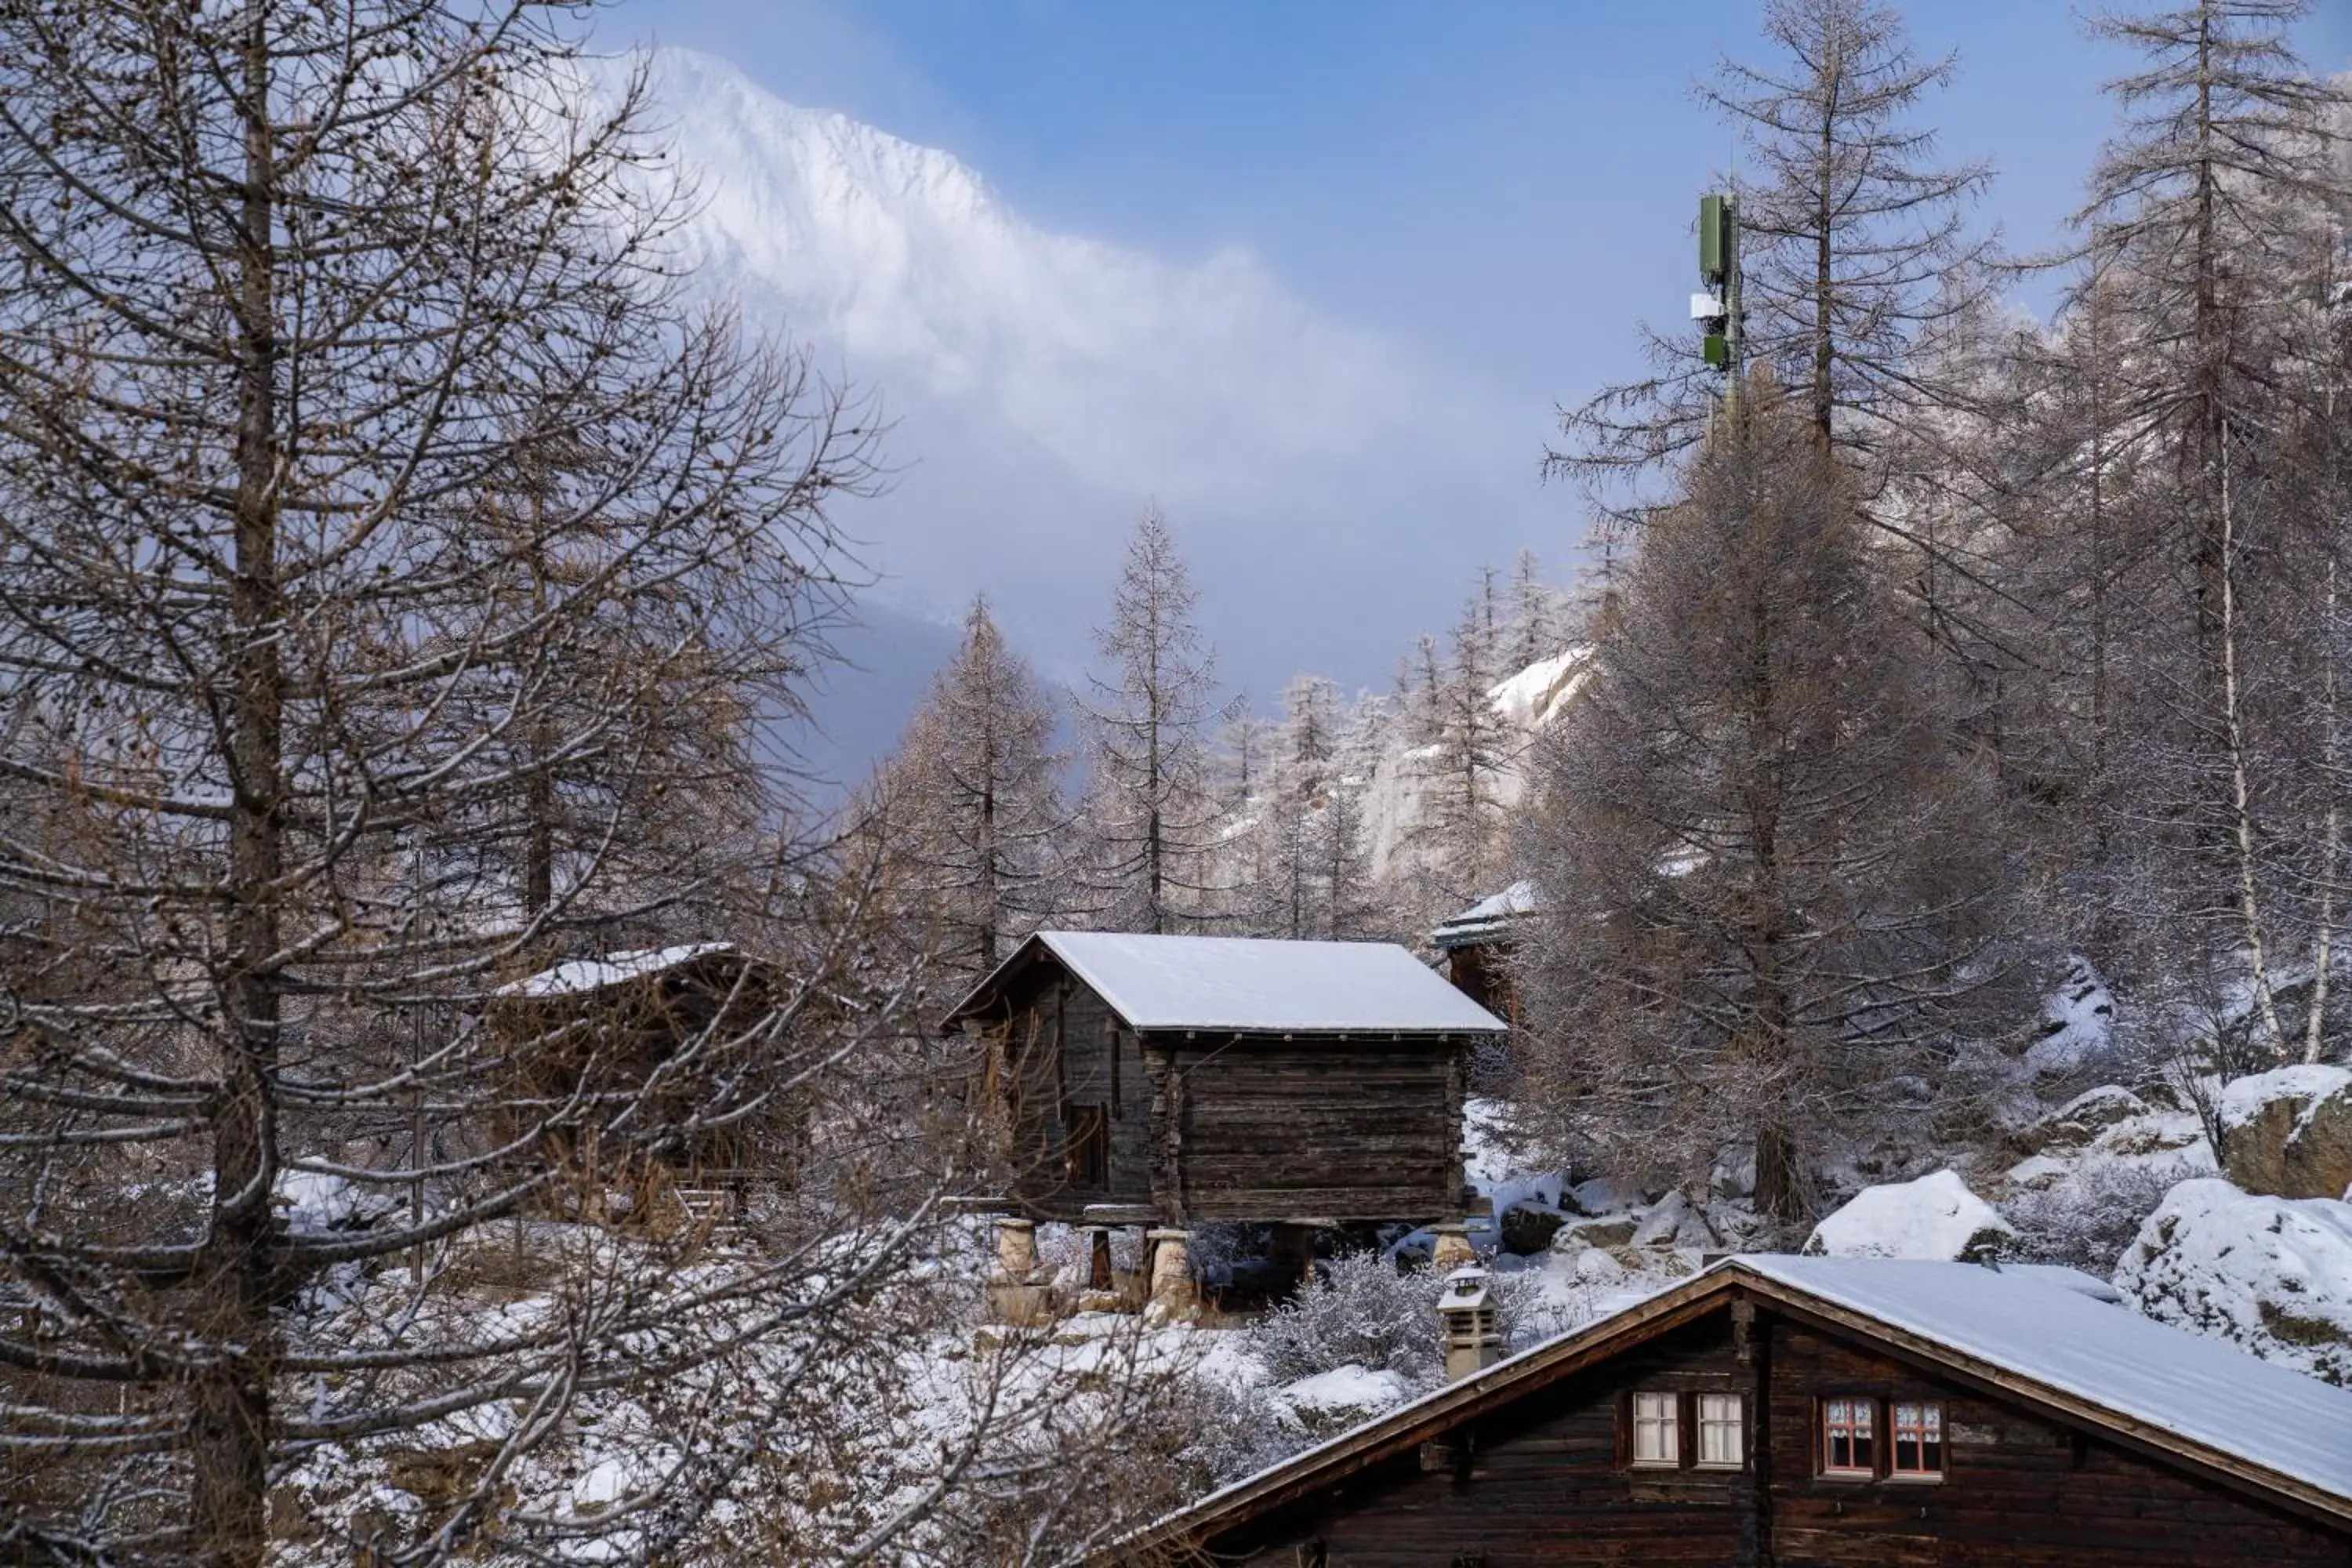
[[999, 978, 1156, 1214], [1762, 1320, 2351, 1566], [1167, 1036, 1463, 1222], [1218, 1318, 1748, 1566]]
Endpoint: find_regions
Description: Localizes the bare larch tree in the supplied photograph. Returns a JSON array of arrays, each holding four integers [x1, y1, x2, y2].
[[0, 2, 1098, 1561], [1516, 382, 2024, 1226], [1074, 507, 1225, 935], [879, 597, 1067, 979]]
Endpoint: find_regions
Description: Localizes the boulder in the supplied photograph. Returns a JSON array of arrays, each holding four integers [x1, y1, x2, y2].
[[1498, 1202, 1569, 1255], [2215, 1065, 2352, 1200], [1569, 1176, 1647, 1215], [1802, 1169, 2014, 1263], [1550, 1215, 1639, 1253], [2114, 1177, 2352, 1385], [1631, 1190, 1723, 1250]]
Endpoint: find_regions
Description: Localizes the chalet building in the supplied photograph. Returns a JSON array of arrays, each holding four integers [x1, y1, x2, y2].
[[1120, 1255, 2352, 1566], [942, 931, 1505, 1228], [1429, 882, 1536, 1025]]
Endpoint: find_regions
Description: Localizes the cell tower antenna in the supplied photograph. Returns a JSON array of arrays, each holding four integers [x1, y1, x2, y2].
[[1693, 191, 1742, 430]]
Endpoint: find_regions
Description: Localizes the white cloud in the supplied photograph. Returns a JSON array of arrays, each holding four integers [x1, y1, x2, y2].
[[634, 48, 1475, 508], [583, 46, 1555, 735]]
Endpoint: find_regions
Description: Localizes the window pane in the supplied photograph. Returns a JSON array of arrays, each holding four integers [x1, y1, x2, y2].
[[1892, 1401, 1944, 1475], [1697, 1394, 1742, 1465], [1632, 1392, 1679, 1463], [1824, 1397, 1874, 1473]]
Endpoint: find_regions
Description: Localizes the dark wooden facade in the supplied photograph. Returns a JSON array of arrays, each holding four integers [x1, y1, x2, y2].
[[1439, 939, 1518, 1026], [946, 939, 1487, 1227], [488, 945, 793, 1202], [1129, 1264, 2352, 1566], [1430, 887, 1533, 1026]]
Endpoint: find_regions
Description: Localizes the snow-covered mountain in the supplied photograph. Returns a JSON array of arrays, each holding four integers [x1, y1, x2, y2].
[[1360, 645, 1592, 887], [596, 49, 1548, 755], [633, 49, 1425, 499]]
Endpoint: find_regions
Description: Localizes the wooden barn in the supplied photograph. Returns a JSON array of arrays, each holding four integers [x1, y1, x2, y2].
[[942, 931, 1505, 1227], [488, 942, 792, 1218], [1119, 1255, 2352, 1566], [1430, 881, 1537, 1026]]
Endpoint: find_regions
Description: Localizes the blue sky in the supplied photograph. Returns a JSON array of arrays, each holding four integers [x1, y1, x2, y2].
[[601, 1, 2351, 780], [619, 0, 2345, 423]]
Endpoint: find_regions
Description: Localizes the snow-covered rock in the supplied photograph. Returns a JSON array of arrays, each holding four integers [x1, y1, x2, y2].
[[497, 942, 733, 998], [2014, 1085, 2149, 1156], [1569, 1176, 1647, 1216], [2024, 956, 2116, 1080], [1803, 1170, 2015, 1263], [1363, 647, 1592, 886], [2216, 1065, 2352, 1200], [2003, 1090, 2213, 1193], [2114, 1178, 2352, 1385], [1486, 648, 1593, 731], [1279, 1364, 1412, 1423], [1631, 1190, 1723, 1250]]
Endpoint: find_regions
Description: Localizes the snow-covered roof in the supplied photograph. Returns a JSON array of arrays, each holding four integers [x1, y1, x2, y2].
[[1124, 1254, 2352, 1555], [1737, 1254, 2352, 1504], [1430, 880, 1538, 949], [496, 943, 737, 1000], [945, 931, 1505, 1035]]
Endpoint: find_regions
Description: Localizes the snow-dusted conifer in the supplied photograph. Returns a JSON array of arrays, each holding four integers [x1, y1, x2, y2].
[[883, 597, 1067, 976], [1076, 506, 1227, 933]]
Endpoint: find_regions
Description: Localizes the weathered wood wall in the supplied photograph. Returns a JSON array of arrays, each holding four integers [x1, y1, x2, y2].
[[1160, 1036, 1464, 1223], [1762, 1319, 2350, 1566], [1201, 1308, 2352, 1567], [990, 971, 1155, 1214]]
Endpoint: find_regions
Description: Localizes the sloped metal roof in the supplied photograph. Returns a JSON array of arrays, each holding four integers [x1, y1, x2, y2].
[[944, 931, 1505, 1035]]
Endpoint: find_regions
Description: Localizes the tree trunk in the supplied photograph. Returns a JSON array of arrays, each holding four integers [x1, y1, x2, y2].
[[2220, 426, 2288, 1060], [194, 15, 283, 1563], [1754, 1123, 1806, 1227]]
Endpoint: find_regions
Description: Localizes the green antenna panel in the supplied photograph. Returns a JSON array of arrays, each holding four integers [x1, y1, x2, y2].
[[1699, 194, 1730, 284]]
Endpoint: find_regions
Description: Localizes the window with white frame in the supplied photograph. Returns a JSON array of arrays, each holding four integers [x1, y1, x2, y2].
[[1696, 1393, 1744, 1468], [1821, 1396, 1875, 1476], [1891, 1400, 1944, 1477], [1630, 1391, 1679, 1465]]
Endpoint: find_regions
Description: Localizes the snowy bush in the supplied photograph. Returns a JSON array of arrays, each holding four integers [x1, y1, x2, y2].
[[2002, 1162, 2180, 1276], [1249, 1249, 1590, 1401], [1251, 1250, 1443, 1387], [1490, 1264, 1590, 1351], [1174, 1365, 1309, 1482]]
